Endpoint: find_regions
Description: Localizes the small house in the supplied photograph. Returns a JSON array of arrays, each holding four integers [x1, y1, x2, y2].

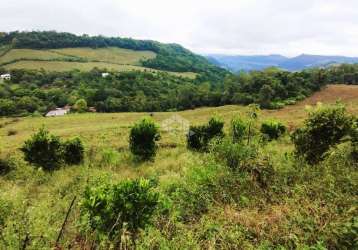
[[45, 107, 70, 117], [88, 107, 97, 113], [0, 73, 11, 80]]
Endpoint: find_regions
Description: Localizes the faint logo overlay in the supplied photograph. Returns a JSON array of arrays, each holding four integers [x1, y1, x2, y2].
[[161, 114, 190, 136]]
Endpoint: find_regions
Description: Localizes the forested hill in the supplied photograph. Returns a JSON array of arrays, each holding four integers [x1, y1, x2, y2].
[[0, 31, 227, 77]]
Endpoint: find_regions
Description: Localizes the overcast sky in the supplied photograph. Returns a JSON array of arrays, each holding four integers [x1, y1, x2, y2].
[[1, 0, 358, 56]]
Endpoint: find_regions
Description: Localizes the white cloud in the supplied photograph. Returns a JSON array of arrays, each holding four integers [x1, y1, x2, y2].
[[1, 0, 358, 56]]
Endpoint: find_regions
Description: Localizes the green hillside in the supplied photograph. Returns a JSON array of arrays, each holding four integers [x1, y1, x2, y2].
[[0, 47, 196, 78], [0, 31, 227, 80]]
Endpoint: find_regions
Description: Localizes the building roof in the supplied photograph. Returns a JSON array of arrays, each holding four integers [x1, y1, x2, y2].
[[45, 108, 69, 117]]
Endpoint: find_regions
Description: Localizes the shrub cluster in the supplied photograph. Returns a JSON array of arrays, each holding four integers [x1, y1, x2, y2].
[[231, 116, 248, 143], [260, 120, 286, 140], [21, 128, 84, 170], [129, 118, 160, 161], [0, 158, 13, 175], [291, 105, 354, 164], [187, 116, 224, 151], [80, 178, 159, 244]]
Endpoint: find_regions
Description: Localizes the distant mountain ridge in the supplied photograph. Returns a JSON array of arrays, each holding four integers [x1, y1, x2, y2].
[[207, 53, 358, 72]]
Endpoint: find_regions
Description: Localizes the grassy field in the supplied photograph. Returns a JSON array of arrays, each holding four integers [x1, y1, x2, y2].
[[3, 60, 197, 78], [0, 84, 357, 249], [0, 47, 197, 78], [1, 85, 357, 155], [51, 47, 156, 65], [0, 49, 72, 64]]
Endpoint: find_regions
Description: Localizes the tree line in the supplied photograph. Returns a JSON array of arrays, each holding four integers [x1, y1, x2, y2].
[[0, 63, 357, 117]]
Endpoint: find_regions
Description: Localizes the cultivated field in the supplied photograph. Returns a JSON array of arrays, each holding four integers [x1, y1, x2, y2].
[[0, 49, 72, 64], [51, 47, 156, 65], [0, 48, 197, 78]]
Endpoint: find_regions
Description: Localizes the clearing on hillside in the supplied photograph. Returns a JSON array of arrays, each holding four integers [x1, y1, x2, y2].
[[0, 47, 196, 78], [3, 60, 197, 78], [0, 49, 72, 65], [265, 84, 358, 128], [51, 47, 156, 65]]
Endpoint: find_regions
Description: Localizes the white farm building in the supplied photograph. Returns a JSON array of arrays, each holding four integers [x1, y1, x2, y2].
[[0, 74, 11, 80], [45, 108, 70, 117]]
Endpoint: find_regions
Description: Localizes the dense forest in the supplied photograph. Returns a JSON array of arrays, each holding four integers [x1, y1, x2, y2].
[[1, 63, 358, 116], [0, 31, 226, 79]]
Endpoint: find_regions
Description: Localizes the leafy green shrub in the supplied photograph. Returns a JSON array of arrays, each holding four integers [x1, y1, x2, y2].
[[260, 120, 286, 140], [331, 217, 358, 249], [270, 101, 285, 109], [0, 198, 12, 230], [80, 178, 159, 244], [187, 125, 207, 151], [21, 128, 85, 170], [73, 98, 87, 113], [291, 104, 354, 164], [21, 128, 63, 170], [63, 137, 84, 165], [231, 116, 248, 143], [212, 138, 274, 188], [187, 116, 224, 151], [0, 158, 13, 175], [129, 117, 160, 161], [206, 116, 225, 139], [212, 138, 258, 171]]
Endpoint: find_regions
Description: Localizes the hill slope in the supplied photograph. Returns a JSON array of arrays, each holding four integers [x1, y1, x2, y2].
[[0, 31, 226, 78], [208, 53, 358, 72]]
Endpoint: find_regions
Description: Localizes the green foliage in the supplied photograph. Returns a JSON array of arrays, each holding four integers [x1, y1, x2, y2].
[[332, 217, 358, 249], [212, 138, 258, 171], [260, 120, 286, 140], [187, 116, 225, 151], [0, 31, 226, 75], [0, 158, 13, 175], [80, 178, 159, 243], [129, 117, 160, 161], [21, 128, 85, 170], [0, 198, 12, 229], [292, 104, 354, 164], [21, 128, 63, 170], [206, 116, 225, 139], [350, 119, 358, 162], [62, 137, 84, 165], [231, 116, 248, 143], [73, 99, 87, 113]]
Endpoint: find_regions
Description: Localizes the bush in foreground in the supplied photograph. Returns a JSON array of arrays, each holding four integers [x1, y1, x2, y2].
[[80, 178, 159, 245], [291, 104, 354, 164], [0, 158, 13, 175], [21, 128, 85, 170], [187, 116, 224, 151], [260, 120, 286, 140], [231, 116, 248, 143], [21, 128, 63, 170], [129, 117, 160, 161], [63, 137, 85, 165]]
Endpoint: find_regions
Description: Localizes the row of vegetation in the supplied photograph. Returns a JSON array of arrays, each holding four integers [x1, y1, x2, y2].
[[0, 104, 356, 248], [1, 63, 358, 116]]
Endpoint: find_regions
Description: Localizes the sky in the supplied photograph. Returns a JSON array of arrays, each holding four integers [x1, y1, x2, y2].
[[1, 0, 358, 57]]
